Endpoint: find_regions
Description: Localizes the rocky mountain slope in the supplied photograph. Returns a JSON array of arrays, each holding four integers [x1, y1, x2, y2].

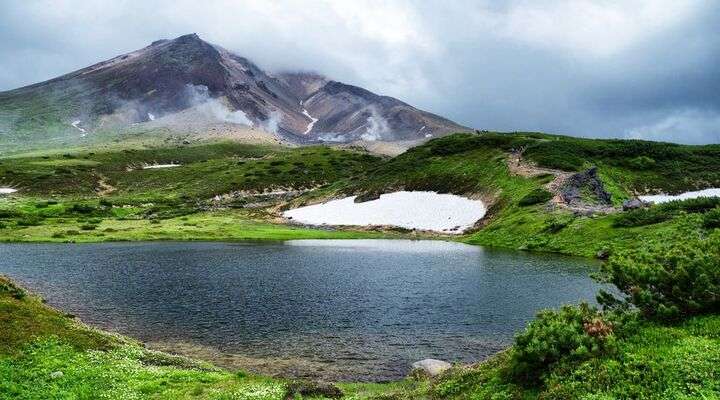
[[0, 33, 467, 148]]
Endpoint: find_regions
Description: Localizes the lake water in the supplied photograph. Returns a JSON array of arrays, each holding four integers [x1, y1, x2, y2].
[[0, 240, 602, 381]]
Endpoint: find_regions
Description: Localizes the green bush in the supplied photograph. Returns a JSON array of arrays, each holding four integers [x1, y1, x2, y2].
[[518, 188, 553, 206], [79, 224, 97, 231], [627, 156, 656, 170], [69, 204, 97, 214], [661, 196, 720, 213], [613, 207, 671, 227], [16, 217, 42, 227], [0, 278, 26, 300], [509, 303, 616, 383], [599, 232, 720, 321], [703, 207, 720, 229], [544, 215, 575, 233]]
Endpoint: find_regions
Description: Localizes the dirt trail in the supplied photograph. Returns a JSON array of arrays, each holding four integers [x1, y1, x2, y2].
[[507, 150, 616, 214], [94, 173, 116, 196], [507, 151, 571, 203]]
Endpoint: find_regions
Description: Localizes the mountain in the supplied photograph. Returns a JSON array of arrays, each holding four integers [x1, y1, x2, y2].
[[0, 33, 468, 148]]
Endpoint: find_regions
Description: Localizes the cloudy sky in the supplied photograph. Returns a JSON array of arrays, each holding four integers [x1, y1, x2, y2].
[[1, 0, 718, 143]]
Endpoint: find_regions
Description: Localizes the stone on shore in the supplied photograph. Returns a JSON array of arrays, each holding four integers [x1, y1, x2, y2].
[[412, 359, 452, 377]]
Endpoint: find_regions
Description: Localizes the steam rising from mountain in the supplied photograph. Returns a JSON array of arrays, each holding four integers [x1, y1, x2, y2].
[[184, 84, 253, 126]]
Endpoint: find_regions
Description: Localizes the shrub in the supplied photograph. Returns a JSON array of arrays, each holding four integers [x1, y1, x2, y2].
[[544, 214, 575, 233], [509, 303, 616, 383], [661, 196, 720, 214], [16, 217, 42, 227], [627, 156, 656, 170], [612, 207, 671, 227], [0, 278, 26, 300], [519, 188, 553, 206], [69, 204, 97, 214], [599, 232, 720, 321], [79, 224, 97, 231], [703, 208, 720, 229]]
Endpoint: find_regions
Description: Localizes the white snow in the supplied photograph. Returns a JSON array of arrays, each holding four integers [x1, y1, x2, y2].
[[71, 120, 86, 136], [147, 113, 156, 121], [639, 188, 720, 204], [301, 108, 318, 135], [0, 188, 17, 194], [283, 191, 486, 233], [142, 163, 182, 169]]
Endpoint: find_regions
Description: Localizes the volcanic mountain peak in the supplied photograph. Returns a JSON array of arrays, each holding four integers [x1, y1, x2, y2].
[[0, 33, 468, 148]]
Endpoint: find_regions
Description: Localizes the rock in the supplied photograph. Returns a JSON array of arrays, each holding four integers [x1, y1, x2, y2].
[[354, 192, 381, 203], [284, 381, 343, 399], [411, 359, 452, 377], [622, 198, 648, 211], [596, 248, 610, 260], [50, 371, 63, 379], [560, 167, 612, 206]]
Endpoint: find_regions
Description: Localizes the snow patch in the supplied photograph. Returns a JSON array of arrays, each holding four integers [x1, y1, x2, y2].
[[639, 188, 720, 204], [147, 113, 156, 121], [71, 120, 86, 136], [0, 187, 17, 194], [142, 163, 182, 169], [283, 191, 486, 233], [302, 108, 318, 135]]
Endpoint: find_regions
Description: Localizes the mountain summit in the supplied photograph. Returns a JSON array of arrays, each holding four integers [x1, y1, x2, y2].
[[0, 33, 467, 146]]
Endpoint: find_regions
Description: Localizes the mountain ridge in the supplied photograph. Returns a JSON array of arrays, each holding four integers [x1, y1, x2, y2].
[[0, 33, 468, 148]]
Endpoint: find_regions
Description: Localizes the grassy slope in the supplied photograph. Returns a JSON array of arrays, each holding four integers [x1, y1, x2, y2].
[[333, 133, 720, 257], [386, 316, 720, 400], [0, 140, 403, 242], [3, 132, 720, 256]]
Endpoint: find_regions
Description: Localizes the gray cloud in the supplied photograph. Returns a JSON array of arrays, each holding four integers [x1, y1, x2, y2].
[[0, 0, 718, 144]]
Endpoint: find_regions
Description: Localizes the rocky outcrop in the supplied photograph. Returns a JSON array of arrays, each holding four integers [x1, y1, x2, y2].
[[560, 167, 612, 206]]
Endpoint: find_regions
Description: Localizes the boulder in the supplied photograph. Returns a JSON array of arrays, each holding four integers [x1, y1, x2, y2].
[[622, 198, 648, 211], [411, 359, 452, 377]]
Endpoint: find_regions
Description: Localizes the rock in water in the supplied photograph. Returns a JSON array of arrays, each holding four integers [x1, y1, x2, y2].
[[412, 359, 452, 377]]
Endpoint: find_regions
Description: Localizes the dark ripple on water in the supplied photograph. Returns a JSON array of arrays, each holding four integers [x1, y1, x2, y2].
[[0, 240, 602, 381]]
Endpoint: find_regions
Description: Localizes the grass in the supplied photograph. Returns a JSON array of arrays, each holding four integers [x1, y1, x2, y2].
[[0, 208, 400, 243], [388, 315, 720, 400], [3, 132, 720, 258]]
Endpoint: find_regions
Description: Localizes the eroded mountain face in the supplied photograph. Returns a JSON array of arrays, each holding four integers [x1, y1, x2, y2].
[[0, 33, 468, 145]]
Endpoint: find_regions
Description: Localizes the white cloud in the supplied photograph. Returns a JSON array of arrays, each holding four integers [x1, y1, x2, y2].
[[0, 0, 717, 144], [485, 0, 701, 58], [626, 109, 720, 144]]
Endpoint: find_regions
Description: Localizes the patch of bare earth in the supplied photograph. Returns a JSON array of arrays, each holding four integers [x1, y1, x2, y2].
[[507, 150, 616, 214]]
